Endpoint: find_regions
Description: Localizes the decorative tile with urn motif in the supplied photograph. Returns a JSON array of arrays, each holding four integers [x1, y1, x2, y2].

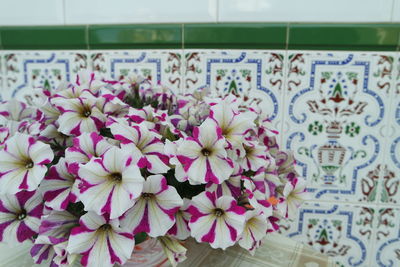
[[282, 51, 395, 202], [3, 51, 88, 101], [280, 202, 376, 267], [182, 50, 287, 134], [90, 50, 183, 94]]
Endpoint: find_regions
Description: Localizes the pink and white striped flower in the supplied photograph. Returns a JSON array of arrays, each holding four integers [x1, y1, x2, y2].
[[0, 99, 34, 122], [188, 191, 246, 249], [52, 97, 106, 136], [168, 198, 191, 240], [54, 71, 105, 99], [238, 210, 268, 254], [238, 141, 268, 171], [176, 120, 234, 185], [40, 158, 79, 211], [276, 178, 308, 219], [108, 118, 170, 174], [205, 165, 242, 198], [121, 175, 183, 237], [31, 210, 78, 265], [208, 96, 256, 149], [0, 190, 43, 243], [67, 212, 135, 267], [0, 133, 54, 194], [78, 146, 145, 219], [65, 132, 114, 174]]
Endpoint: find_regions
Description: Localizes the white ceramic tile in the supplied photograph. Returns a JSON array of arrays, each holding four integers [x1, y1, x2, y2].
[[0, 0, 64, 26], [392, 0, 400, 21], [65, 0, 217, 24], [218, 0, 393, 22]]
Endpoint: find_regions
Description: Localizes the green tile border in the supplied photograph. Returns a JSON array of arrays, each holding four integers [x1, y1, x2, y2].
[[89, 24, 182, 49], [0, 26, 87, 50], [0, 23, 399, 51], [184, 23, 287, 49], [288, 23, 400, 51]]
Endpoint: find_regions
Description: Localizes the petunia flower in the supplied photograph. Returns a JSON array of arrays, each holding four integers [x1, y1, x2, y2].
[[108, 118, 170, 174], [176, 119, 234, 185], [78, 146, 145, 219], [31, 210, 78, 265], [0, 99, 34, 122], [65, 132, 114, 174], [276, 178, 308, 219], [121, 174, 183, 237], [238, 210, 268, 255], [205, 165, 242, 198], [52, 97, 106, 136], [54, 70, 105, 99], [40, 158, 79, 211], [207, 96, 256, 150], [158, 236, 187, 267], [188, 191, 246, 249], [167, 198, 191, 240], [238, 141, 268, 172], [0, 132, 54, 194], [67, 212, 135, 267], [0, 190, 43, 243]]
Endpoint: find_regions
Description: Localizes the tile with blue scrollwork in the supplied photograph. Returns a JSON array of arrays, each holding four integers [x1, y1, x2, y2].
[[182, 50, 286, 133], [3, 51, 88, 101], [280, 202, 375, 267], [378, 54, 400, 205], [90, 50, 183, 94], [371, 206, 400, 267], [283, 52, 395, 203]]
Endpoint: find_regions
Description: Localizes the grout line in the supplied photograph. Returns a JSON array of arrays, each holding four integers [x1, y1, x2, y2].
[[216, 0, 220, 23], [285, 23, 290, 51], [279, 23, 290, 148], [181, 24, 184, 50], [181, 23, 186, 95], [304, 198, 400, 209], [62, 0, 67, 25], [390, 0, 396, 22], [85, 25, 90, 50]]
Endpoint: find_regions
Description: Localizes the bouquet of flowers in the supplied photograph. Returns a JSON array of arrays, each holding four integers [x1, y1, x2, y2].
[[0, 71, 307, 267]]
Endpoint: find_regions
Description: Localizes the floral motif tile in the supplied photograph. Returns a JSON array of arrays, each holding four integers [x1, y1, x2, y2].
[[372, 206, 400, 267], [283, 52, 395, 203], [3, 51, 88, 101], [90, 50, 183, 94], [182, 50, 286, 135], [280, 202, 376, 267], [378, 55, 400, 205]]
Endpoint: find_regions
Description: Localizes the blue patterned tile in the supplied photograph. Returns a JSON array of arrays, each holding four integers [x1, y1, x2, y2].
[[3, 51, 88, 101], [372, 206, 400, 266], [182, 50, 286, 135], [90, 50, 183, 94], [283, 52, 394, 203], [280, 202, 376, 266]]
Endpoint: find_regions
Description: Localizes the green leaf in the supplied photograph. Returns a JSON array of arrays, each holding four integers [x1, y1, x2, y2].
[[134, 232, 148, 245]]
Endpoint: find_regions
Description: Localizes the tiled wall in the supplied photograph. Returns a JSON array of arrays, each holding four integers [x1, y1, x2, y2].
[[0, 0, 400, 26], [0, 49, 399, 266]]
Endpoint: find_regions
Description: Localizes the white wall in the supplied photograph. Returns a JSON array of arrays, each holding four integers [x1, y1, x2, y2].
[[0, 0, 398, 26]]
